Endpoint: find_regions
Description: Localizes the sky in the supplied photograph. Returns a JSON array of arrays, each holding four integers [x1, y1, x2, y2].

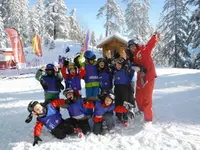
[[30, 0, 164, 37]]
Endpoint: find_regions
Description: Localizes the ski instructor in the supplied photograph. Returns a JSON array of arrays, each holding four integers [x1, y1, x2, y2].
[[127, 33, 160, 122]]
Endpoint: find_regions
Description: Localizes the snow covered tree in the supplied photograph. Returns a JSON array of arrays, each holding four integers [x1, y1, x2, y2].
[[97, 0, 124, 37], [49, 40, 55, 51], [124, 0, 153, 42], [187, 0, 200, 48], [68, 9, 83, 42], [0, 11, 5, 47], [156, 0, 190, 68], [29, 0, 46, 45], [44, 0, 68, 39], [90, 31, 97, 47], [19, 0, 29, 46]]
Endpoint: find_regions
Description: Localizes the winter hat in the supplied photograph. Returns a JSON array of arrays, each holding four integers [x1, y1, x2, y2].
[[45, 63, 54, 71], [25, 101, 39, 123], [127, 39, 138, 48], [115, 57, 125, 65], [84, 50, 96, 60], [63, 88, 74, 96]]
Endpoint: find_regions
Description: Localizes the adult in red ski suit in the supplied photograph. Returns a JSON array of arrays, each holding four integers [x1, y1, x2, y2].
[[127, 33, 160, 122]]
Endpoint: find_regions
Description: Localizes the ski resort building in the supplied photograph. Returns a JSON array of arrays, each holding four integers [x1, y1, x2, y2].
[[96, 33, 128, 58], [0, 48, 16, 69]]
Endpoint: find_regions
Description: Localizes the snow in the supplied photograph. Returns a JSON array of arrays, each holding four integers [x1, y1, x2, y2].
[[96, 33, 129, 48], [1, 67, 200, 150], [1, 40, 200, 150]]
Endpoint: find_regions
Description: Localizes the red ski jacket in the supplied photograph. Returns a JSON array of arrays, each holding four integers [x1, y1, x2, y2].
[[133, 35, 159, 82]]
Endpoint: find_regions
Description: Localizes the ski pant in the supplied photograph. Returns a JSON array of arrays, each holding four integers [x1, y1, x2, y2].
[[51, 118, 74, 139], [93, 112, 114, 135], [114, 84, 132, 122], [136, 77, 154, 121], [86, 86, 99, 97], [68, 118, 90, 134], [44, 92, 60, 104]]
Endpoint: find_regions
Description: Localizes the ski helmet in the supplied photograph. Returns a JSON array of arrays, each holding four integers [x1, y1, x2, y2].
[[127, 39, 138, 48], [84, 50, 96, 60], [104, 91, 115, 102], [97, 58, 106, 64], [68, 62, 76, 70], [27, 101, 39, 113], [115, 57, 125, 65], [63, 88, 74, 96], [45, 63, 54, 70]]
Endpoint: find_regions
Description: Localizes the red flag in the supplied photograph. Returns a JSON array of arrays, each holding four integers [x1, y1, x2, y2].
[[81, 30, 90, 53], [6, 28, 26, 64], [32, 34, 42, 57]]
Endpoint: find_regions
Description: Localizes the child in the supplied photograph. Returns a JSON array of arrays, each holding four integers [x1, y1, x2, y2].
[[35, 63, 64, 104], [61, 60, 86, 97], [63, 88, 94, 136], [25, 99, 74, 146], [97, 58, 113, 94], [74, 51, 99, 97], [113, 57, 135, 126], [93, 91, 115, 135]]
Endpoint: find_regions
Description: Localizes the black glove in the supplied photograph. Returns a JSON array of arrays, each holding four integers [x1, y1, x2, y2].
[[74, 55, 81, 68], [63, 60, 69, 67], [33, 136, 42, 146]]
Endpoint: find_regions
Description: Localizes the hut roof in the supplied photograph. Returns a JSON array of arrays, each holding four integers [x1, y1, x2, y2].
[[97, 33, 129, 48]]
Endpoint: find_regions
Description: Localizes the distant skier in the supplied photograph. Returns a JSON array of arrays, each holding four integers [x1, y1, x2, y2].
[[35, 63, 64, 104], [25, 99, 74, 146], [65, 46, 70, 54], [127, 33, 160, 122]]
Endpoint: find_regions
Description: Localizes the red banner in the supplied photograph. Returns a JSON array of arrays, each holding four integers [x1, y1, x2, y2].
[[32, 34, 42, 57], [6, 28, 26, 64]]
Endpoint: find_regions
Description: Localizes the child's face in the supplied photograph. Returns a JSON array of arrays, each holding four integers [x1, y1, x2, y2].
[[104, 97, 112, 106], [130, 45, 137, 53], [47, 70, 53, 75], [99, 62, 105, 68], [116, 63, 122, 70], [66, 92, 74, 100], [88, 59, 94, 64], [33, 103, 44, 115], [69, 68, 76, 75]]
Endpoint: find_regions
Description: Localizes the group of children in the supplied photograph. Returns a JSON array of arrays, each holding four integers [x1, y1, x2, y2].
[[26, 50, 136, 146]]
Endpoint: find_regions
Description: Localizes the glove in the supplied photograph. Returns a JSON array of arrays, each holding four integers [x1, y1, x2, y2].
[[63, 59, 69, 67], [132, 66, 140, 72], [33, 136, 42, 146], [74, 55, 81, 68]]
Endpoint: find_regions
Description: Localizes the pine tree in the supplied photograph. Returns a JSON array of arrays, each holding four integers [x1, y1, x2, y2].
[[44, 0, 68, 39], [49, 40, 55, 51], [68, 9, 83, 42], [90, 31, 97, 47], [187, 0, 200, 48], [97, 0, 124, 37], [124, 0, 152, 42], [19, 0, 29, 46], [156, 0, 190, 68], [0, 11, 5, 47]]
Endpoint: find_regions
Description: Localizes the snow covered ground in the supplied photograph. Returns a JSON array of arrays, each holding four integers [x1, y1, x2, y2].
[[0, 67, 200, 150]]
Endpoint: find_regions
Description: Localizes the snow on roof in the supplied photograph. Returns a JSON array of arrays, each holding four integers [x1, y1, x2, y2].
[[96, 33, 129, 48], [0, 48, 12, 52]]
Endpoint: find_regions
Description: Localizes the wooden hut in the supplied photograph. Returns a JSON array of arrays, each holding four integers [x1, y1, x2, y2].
[[96, 34, 128, 59]]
